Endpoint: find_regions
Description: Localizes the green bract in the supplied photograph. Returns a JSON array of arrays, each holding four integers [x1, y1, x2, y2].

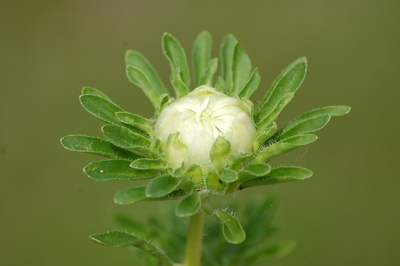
[[61, 31, 350, 264]]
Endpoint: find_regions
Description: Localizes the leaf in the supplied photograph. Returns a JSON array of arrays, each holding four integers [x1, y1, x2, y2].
[[162, 33, 190, 87], [214, 209, 246, 244], [242, 166, 313, 188], [226, 152, 253, 170], [199, 58, 218, 86], [114, 186, 147, 205], [253, 122, 278, 151], [220, 34, 237, 91], [79, 94, 123, 125], [192, 30, 212, 87], [147, 189, 187, 201], [60, 135, 141, 160], [185, 164, 203, 184], [256, 57, 307, 124], [158, 93, 171, 113], [254, 134, 317, 163], [130, 158, 166, 170], [115, 111, 153, 135], [165, 132, 188, 168], [242, 163, 271, 177], [258, 93, 294, 130], [214, 77, 226, 92], [146, 175, 180, 198], [84, 160, 156, 181], [81, 87, 110, 99], [239, 68, 261, 99], [175, 194, 202, 217], [206, 170, 225, 192], [276, 105, 351, 141], [125, 50, 167, 95], [210, 136, 231, 172], [101, 124, 152, 157], [220, 168, 238, 183], [232, 43, 252, 95], [90, 231, 173, 266], [171, 67, 189, 98], [126, 65, 162, 109], [226, 163, 271, 193]]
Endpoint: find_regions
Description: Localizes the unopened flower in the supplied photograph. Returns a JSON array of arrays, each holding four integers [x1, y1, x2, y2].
[[154, 86, 256, 170]]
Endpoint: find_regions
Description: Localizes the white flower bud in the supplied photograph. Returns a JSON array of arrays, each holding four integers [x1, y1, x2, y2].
[[154, 86, 256, 170]]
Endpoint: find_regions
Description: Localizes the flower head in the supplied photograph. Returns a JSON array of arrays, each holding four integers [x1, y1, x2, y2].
[[154, 86, 256, 170]]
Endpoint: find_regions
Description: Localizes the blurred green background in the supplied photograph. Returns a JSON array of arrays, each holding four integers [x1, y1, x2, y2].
[[1, 0, 399, 265]]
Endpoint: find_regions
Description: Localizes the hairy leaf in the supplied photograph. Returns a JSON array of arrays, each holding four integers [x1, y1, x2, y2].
[[90, 231, 173, 266], [242, 166, 313, 188], [163, 33, 190, 87], [60, 135, 141, 160], [84, 160, 156, 181], [192, 30, 212, 87], [125, 50, 167, 95], [175, 194, 201, 217], [79, 94, 123, 125]]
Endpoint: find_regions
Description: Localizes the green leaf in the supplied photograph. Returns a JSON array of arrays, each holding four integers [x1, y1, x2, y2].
[[171, 67, 190, 98], [146, 175, 180, 198], [214, 209, 246, 244], [220, 34, 237, 91], [101, 124, 152, 157], [162, 33, 190, 87], [232, 43, 252, 95], [185, 164, 203, 184], [210, 136, 231, 172], [242, 163, 271, 177], [158, 93, 171, 112], [214, 77, 226, 92], [130, 158, 166, 170], [148, 189, 187, 201], [60, 135, 141, 160], [79, 94, 123, 125], [175, 194, 202, 217], [199, 58, 218, 86], [239, 68, 261, 98], [126, 65, 162, 109], [254, 134, 317, 163], [192, 30, 212, 87], [84, 160, 156, 181], [165, 132, 188, 168], [125, 50, 167, 95], [115, 111, 153, 135], [90, 231, 173, 266], [81, 87, 110, 99], [114, 186, 147, 205], [172, 167, 186, 178], [226, 163, 271, 193], [206, 170, 225, 192], [242, 166, 313, 188], [220, 168, 238, 183], [276, 105, 351, 141], [258, 93, 294, 130], [253, 122, 278, 151], [226, 152, 253, 170], [256, 57, 307, 124]]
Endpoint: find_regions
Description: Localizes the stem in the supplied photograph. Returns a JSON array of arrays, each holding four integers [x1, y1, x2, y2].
[[183, 210, 206, 266]]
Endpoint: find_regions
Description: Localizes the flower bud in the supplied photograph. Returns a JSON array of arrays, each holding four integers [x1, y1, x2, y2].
[[154, 86, 256, 170]]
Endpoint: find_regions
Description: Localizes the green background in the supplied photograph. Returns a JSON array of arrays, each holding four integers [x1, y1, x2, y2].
[[1, 0, 399, 265]]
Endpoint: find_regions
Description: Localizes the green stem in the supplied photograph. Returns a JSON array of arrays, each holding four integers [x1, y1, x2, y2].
[[183, 210, 206, 266]]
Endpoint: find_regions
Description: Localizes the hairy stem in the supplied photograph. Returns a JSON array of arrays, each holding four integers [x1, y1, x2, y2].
[[183, 210, 206, 266]]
